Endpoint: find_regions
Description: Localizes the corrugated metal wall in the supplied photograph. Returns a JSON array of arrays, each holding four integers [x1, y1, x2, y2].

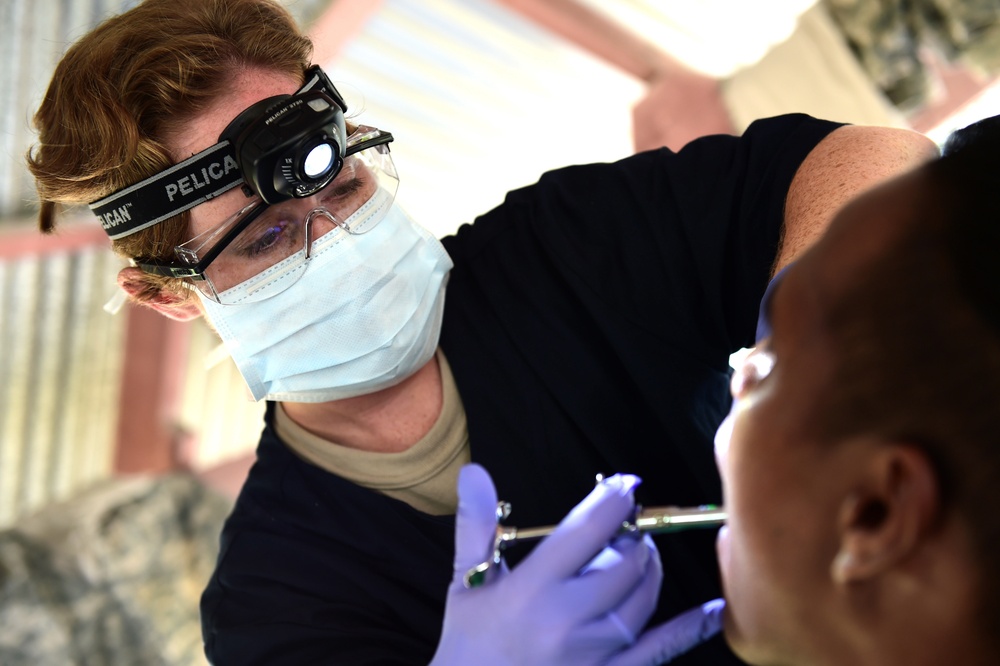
[[0, 224, 125, 526], [1, 0, 158, 527], [325, 0, 643, 238], [177, 322, 267, 471], [0, 0, 131, 219], [0, 0, 330, 526]]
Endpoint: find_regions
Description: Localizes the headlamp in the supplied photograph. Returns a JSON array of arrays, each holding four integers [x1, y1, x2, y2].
[[89, 65, 348, 239]]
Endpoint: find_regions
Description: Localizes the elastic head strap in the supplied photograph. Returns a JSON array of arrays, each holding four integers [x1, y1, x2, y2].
[[90, 142, 243, 240]]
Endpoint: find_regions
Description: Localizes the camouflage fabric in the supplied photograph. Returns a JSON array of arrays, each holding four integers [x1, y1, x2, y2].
[[823, 0, 1000, 110], [0, 474, 231, 666]]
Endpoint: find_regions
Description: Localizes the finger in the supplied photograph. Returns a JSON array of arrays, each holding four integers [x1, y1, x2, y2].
[[519, 474, 641, 581], [605, 598, 726, 666], [560, 543, 662, 651], [452, 464, 499, 584], [600, 536, 663, 641], [562, 534, 657, 625]]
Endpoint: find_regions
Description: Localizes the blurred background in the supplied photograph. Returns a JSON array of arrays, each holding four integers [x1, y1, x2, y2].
[[0, 0, 997, 663]]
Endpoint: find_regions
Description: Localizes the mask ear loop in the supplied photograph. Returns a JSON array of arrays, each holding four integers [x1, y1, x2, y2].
[[186, 278, 231, 370], [103, 288, 128, 315], [205, 341, 231, 370], [103, 257, 137, 315]]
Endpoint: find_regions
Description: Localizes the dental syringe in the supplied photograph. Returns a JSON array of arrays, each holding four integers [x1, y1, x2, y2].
[[463, 503, 727, 588]]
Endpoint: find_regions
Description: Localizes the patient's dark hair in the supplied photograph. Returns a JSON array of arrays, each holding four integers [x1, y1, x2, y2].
[[816, 115, 1000, 647]]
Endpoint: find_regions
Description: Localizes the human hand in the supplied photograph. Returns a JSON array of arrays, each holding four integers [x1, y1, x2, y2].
[[429, 464, 662, 666], [606, 598, 725, 665]]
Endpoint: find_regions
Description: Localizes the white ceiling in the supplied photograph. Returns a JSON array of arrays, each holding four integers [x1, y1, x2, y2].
[[313, 0, 829, 238], [574, 0, 818, 76], [315, 0, 647, 238]]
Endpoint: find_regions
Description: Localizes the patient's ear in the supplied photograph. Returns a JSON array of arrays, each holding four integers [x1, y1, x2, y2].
[[831, 444, 939, 584], [117, 266, 202, 322]]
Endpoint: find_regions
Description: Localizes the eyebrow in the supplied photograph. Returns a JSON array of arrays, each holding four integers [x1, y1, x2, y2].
[[755, 265, 791, 343], [327, 175, 363, 198]]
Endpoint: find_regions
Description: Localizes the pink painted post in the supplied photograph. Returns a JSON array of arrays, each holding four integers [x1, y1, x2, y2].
[[490, 0, 733, 152], [308, 0, 385, 66]]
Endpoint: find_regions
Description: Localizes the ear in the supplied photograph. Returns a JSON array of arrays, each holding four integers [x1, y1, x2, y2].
[[117, 267, 203, 322], [831, 444, 940, 584]]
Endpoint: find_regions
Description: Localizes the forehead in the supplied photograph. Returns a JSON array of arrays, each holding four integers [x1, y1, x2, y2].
[[168, 68, 302, 160], [168, 68, 302, 234]]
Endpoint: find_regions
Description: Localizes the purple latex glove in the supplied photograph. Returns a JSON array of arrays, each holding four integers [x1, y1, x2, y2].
[[429, 464, 663, 666], [608, 599, 726, 666]]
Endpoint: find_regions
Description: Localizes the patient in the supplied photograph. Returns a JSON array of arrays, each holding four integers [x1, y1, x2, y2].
[[437, 116, 1000, 666], [714, 114, 1000, 666]]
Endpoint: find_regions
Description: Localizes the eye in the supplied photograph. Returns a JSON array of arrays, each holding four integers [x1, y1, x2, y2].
[[730, 343, 776, 399], [244, 220, 289, 257], [236, 212, 302, 259]]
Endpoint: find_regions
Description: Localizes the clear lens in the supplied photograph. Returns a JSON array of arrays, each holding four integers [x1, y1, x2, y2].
[[176, 136, 398, 305]]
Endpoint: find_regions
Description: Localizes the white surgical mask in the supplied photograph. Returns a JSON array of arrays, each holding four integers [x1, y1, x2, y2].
[[198, 191, 453, 402]]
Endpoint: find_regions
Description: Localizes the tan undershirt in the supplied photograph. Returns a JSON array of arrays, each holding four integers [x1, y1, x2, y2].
[[274, 350, 470, 515]]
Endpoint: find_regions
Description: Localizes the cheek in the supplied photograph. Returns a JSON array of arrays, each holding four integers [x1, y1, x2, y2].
[[717, 504, 792, 663], [715, 525, 731, 589], [716, 415, 833, 664], [714, 402, 787, 643], [714, 411, 734, 471], [715, 399, 773, 511]]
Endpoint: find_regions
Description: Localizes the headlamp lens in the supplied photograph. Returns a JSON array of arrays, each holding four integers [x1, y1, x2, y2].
[[304, 143, 335, 179]]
